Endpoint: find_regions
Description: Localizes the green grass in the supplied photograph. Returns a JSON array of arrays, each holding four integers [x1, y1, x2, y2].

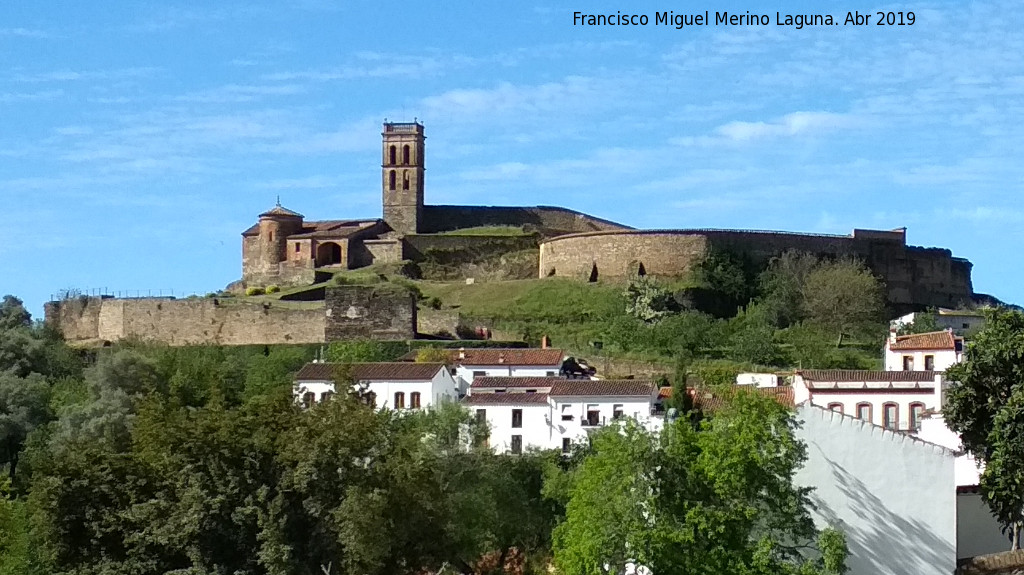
[[434, 225, 533, 236]]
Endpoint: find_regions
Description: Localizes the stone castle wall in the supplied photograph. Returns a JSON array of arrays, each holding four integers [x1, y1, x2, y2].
[[46, 286, 418, 346], [538, 229, 974, 310]]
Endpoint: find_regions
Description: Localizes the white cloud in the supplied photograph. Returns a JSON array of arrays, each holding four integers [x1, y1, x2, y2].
[[715, 111, 863, 142]]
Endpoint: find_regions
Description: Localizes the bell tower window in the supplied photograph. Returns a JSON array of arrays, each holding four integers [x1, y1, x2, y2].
[[389, 145, 396, 165], [402, 144, 410, 165], [389, 170, 396, 191], [403, 171, 410, 190]]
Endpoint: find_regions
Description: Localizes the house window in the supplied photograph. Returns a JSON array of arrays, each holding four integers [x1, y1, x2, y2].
[[883, 403, 899, 430], [394, 392, 405, 410], [512, 408, 523, 428], [321, 391, 335, 402], [924, 355, 935, 371], [410, 392, 421, 409], [546, 371, 556, 376], [510, 435, 523, 454], [963, 323, 970, 329], [902, 355, 914, 371], [302, 391, 315, 408], [562, 438, 572, 454], [910, 402, 925, 431], [294, 243, 300, 253], [827, 403, 844, 414], [472, 371, 487, 378], [526, 389, 537, 394], [856, 403, 872, 422], [476, 409, 487, 424], [613, 404, 624, 420], [364, 391, 377, 408], [585, 405, 600, 427], [561, 404, 573, 421]]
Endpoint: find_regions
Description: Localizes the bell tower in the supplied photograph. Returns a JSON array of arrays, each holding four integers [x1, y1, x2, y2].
[[381, 121, 425, 235]]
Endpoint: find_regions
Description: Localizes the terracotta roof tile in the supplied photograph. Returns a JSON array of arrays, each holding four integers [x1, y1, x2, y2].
[[549, 379, 656, 397], [241, 219, 378, 237], [889, 330, 957, 351], [463, 393, 550, 406], [471, 376, 562, 389], [295, 362, 444, 382], [798, 369, 942, 383], [685, 386, 796, 412], [400, 348, 566, 367]]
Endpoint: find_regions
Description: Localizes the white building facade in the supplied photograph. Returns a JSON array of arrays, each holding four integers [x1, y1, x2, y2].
[[793, 370, 945, 433], [406, 348, 566, 393], [794, 403, 958, 575], [883, 330, 963, 372], [293, 362, 460, 409], [464, 378, 661, 454]]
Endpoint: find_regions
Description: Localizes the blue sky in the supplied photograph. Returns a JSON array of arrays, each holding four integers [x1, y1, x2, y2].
[[2, 1, 1022, 317]]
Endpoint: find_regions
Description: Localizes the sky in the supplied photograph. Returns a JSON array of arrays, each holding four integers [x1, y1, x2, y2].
[[1, 1, 1022, 318]]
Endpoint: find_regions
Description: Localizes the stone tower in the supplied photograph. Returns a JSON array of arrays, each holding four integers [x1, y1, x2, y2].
[[257, 202, 303, 275], [381, 121, 425, 235]]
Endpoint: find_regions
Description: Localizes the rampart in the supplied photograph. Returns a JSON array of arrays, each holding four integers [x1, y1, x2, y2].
[[538, 228, 974, 310], [46, 286, 418, 346], [421, 205, 629, 236]]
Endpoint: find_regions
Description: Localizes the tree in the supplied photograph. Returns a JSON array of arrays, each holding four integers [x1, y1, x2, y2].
[[551, 389, 848, 574], [623, 275, 675, 322], [896, 310, 941, 336], [0, 372, 50, 483], [944, 308, 1024, 548], [757, 251, 820, 328], [801, 258, 885, 346]]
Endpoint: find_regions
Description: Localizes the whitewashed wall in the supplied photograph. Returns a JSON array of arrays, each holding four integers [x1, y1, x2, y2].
[[550, 396, 657, 443], [293, 367, 458, 410], [453, 364, 562, 390], [473, 403, 552, 454], [805, 391, 935, 432], [794, 404, 957, 575], [883, 347, 959, 372]]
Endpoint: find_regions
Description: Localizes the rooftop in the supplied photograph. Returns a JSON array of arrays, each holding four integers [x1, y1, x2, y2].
[[242, 218, 379, 237], [258, 203, 303, 219], [295, 362, 445, 382], [471, 376, 563, 389], [889, 330, 958, 351], [797, 369, 943, 383], [399, 348, 566, 367], [549, 379, 657, 397], [462, 392, 550, 406]]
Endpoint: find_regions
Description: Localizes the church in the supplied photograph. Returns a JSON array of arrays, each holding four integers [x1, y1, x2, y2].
[[239, 121, 626, 288]]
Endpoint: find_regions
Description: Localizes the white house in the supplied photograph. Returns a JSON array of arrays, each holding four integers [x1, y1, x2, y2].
[[404, 348, 567, 393], [463, 378, 661, 454], [293, 362, 460, 410], [884, 329, 963, 372], [891, 309, 986, 336], [792, 369, 945, 433]]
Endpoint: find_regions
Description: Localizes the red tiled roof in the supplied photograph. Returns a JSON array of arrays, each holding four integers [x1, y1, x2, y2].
[[295, 362, 444, 382], [889, 330, 957, 351], [686, 386, 796, 412], [471, 376, 562, 389], [400, 348, 566, 367], [463, 393, 550, 405], [798, 370, 942, 382], [549, 379, 656, 397]]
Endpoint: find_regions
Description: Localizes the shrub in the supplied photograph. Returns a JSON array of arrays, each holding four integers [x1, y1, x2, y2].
[[427, 297, 442, 310], [265, 285, 281, 294], [245, 287, 265, 296]]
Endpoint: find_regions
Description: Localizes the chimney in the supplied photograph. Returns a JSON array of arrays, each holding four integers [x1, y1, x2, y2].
[[888, 327, 897, 345], [498, 352, 506, 364], [541, 335, 550, 349], [458, 348, 466, 360]]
